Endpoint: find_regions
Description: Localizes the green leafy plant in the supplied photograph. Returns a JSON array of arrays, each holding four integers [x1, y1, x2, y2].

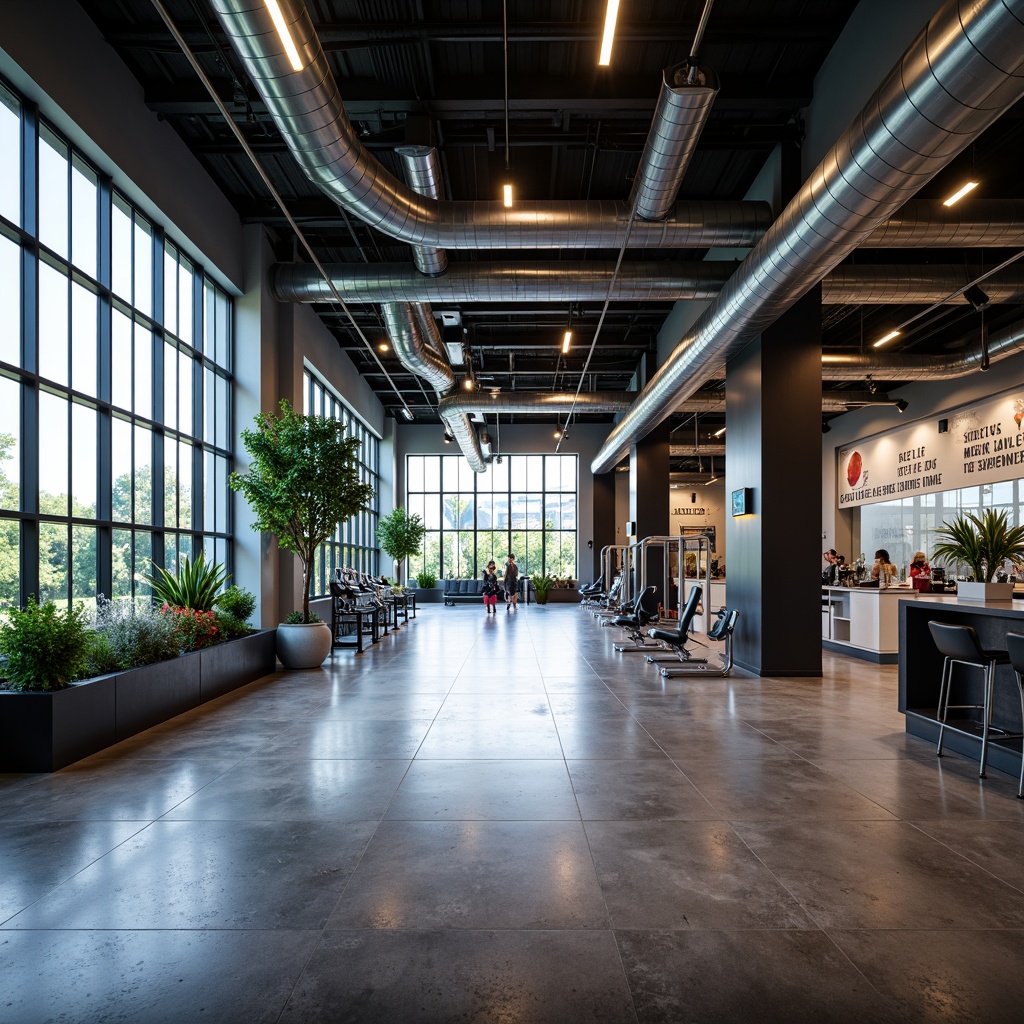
[[216, 585, 256, 623], [531, 574, 555, 604], [932, 509, 1024, 582], [231, 400, 375, 623], [415, 570, 437, 589], [162, 606, 221, 651], [0, 597, 95, 691], [376, 508, 427, 584], [285, 610, 322, 625], [92, 595, 180, 670], [143, 552, 228, 611]]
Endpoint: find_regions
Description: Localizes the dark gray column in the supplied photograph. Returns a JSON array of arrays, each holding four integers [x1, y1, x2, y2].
[[725, 286, 822, 677], [630, 421, 670, 614], [592, 472, 616, 580]]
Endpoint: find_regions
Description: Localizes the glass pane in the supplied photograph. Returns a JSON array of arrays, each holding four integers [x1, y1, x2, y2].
[[135, 424, 151, 525], [0, 517, 19, 608], [112, 527, 132, 599], [544, 495, 561, 530], [179, 349, 192, 435], [71, 281, 97, 395], [561, 494, 577, 529], [72, 525, 96, 605], [526, 494, 542, 529], [0, 233, 21, 365], [111, 308, 132, 410], [423, 456, 441, 491], [204, 449, 215, 534], [163, 340, 177, 430], [135, 530, 152, 598], [203, 279, 214, 356], [70, 156, 97, 278], [526, 455, 543, 491], [38, 126, 69, 259], [178, 258, 193, 344], [38, 261, 68, 385], [408, 456, 424, 492], [163, 246, 177, 334], [164, 435, 177, 528], [215, 289, 229, 367], [215, 373, 228, 448], [0, 375, 19, 509], [0, 84, 20, 226], [38, 390, 68, 516], [204, 365, 215, 441], [443, 455, 461, 490], [214, 454, 228, 532], [111, 195, 132, 302], [71, 402, 96, 516], [179, 439, 192, 529], [134, 324, 152, 418], [510, 456, 526, 492], [39, 521, 68, 607], [134, 216, 152, 318], [111, 416, 132, 522]]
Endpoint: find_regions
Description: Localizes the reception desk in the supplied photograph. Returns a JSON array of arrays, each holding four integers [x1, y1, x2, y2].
[[899, 599, 1024, 779], [821, 586, 916, 663]]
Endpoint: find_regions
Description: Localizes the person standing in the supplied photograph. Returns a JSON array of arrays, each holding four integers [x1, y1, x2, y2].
[[821, 549, 838, 585], [504, 553, 520, 611], [482, 560, 499, 614]]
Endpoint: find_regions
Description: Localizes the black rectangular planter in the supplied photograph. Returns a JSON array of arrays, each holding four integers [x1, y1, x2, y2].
[[0, 630, 278, 773]]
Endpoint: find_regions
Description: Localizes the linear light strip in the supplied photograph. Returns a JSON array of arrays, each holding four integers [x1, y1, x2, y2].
[[598, 0, 620, 66], [263, 0, 303, 72], [149, 0, 415, 421], [942, 180, 978, 207]]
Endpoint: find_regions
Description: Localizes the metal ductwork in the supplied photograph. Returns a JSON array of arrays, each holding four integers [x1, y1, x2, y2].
[[860, 199, 1024, 247], [591, 0, 1024, 475], [381, 303, 485, 471], [209, 0, 771, 250], [438, 391, 637, 419], [630, 61, 720, 221], [271, 259, 1024, 306], [822, 316, 1024, 381], [669, 391, 907, 414], [396, 145, 447, 276]]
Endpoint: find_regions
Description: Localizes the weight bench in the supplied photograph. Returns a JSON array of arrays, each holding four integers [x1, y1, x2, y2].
[[658, 609, 739, 677]]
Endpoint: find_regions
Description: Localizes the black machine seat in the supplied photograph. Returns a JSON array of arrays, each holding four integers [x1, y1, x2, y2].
[[610, 585, 658, 647], [647, 585, 703, 649], [706, 607, 739, 643]]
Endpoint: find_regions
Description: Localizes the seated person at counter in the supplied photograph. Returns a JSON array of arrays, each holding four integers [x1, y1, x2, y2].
[[821, 549, 838, 585], [871, 549, 898, 587], [909, 551, 931, 577]]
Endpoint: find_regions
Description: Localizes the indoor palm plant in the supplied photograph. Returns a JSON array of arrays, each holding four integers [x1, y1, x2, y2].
[[231, 400, 375, 667], [931, 508, 1024, 600], [531, 574, 555, 604]]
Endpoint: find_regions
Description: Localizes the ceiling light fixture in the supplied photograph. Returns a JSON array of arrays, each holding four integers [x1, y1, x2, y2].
[[713, 426, 726, 438], [503, 183, 513, 208], [443, 430, 453, 444], [401, 408, 414, 421], [561, 330, 572, 355], [378, 342, 389, 352], [598, 0, 621, 66], [943, 180, 978, 207], [707, 455, 718, 484], [964, 284, 990, 310], [263, 0, 304, 72], [501, 0, 514, 208], [895, 399, 909, 413], [873, 329, 901, 349], [554, 428, 562, 439], [463, 376, 474, 391]]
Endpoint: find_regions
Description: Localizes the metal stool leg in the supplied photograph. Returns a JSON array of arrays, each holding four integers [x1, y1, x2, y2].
[[936, 655, 952, 757], [979, 659, 996, 778]]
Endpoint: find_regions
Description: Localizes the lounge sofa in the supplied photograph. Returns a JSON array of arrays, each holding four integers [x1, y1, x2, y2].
[[443, 577, 523, 606]]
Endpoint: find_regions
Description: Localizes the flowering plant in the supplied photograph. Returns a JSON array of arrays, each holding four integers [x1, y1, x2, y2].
[[162, 605, 221, 652]]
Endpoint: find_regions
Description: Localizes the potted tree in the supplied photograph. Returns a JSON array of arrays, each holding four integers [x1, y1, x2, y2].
[[376, 507, 427, 584], [231, 400, 375, 668], [932, 508, 1024, 601]]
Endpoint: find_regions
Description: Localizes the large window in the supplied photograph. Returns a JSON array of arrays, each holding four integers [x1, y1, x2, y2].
[[0, 76, 234, 609], [406, 454, 577, 579], [303, 367, 380, 592]]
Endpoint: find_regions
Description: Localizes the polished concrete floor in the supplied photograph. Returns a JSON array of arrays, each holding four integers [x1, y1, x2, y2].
[[4, 604, 1024, 1023]]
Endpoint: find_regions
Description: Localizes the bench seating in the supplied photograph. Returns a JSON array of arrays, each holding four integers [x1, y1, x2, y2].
[[443, 577, 523, 605]]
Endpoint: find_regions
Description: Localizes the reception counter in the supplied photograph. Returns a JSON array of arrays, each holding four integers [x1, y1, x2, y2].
[[899, 598, 1024, 779]]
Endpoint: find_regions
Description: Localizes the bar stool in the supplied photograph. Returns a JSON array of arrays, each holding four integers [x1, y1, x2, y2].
[[928, 620, 1011, 778], [1003, 632, 1024, 798]]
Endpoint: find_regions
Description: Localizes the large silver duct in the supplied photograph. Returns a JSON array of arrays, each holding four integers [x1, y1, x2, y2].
[[822, 316, 1024, 381], [630, 61, 720, 221], [861, 199, 1024, 247], [209, 0, 771, 250], [396, 146, 447, 276], [271, 260, 1024, 305], [591, 0, 1024, 475]]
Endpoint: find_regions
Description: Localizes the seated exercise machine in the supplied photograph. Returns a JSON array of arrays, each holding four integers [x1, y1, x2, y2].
[[611, 585, 660, 651], [578, 576, 604, 605], [644, 586, 703, 663], [656, 608, 739, 677]]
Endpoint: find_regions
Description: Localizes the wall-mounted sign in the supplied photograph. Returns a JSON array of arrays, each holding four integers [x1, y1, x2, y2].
[[672, 507, 707, 516], [837, 388, 1024, 508], [731, 488, 752, 516]]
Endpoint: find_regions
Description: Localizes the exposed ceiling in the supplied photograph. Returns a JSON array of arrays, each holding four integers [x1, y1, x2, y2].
[[75, 0, 1024, 474]]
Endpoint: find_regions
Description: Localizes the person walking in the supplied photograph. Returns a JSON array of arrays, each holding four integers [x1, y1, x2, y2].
[[482, 560, 499, 614], [504, 553, 520, 611]]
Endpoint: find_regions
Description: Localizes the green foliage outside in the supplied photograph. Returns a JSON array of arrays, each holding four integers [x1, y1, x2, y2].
[[231, 401, 375, 623], [143, 552, 228, 611], [0, 597, 95, 691], [376, 507, 427, 583], [932, 509, 1024, 582]]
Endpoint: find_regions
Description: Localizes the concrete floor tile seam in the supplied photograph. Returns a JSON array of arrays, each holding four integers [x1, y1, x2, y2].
[[899, 821, 1024, 897]]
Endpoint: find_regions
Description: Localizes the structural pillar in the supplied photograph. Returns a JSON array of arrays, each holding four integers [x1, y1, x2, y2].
[[592, 471, 616, 581], [725, 286, 822, 677], [630, 421, 670, 614]]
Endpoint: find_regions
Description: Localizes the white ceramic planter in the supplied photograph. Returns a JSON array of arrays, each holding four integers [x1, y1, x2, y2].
[[956, 581, 1015, 602], [276, 621, 332, 668]]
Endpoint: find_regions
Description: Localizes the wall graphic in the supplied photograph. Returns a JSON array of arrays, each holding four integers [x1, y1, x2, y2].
[[837, 389, 1024, 509]]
